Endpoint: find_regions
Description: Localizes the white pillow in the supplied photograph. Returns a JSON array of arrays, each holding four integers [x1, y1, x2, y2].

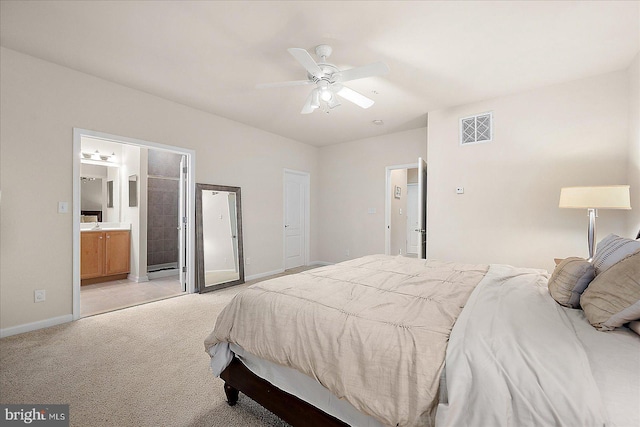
[[592, 234, 640, 275]]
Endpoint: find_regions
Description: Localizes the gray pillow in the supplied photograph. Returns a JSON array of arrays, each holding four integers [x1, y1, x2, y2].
[[592, 234, 640, 275], [581, 252, 640, 331], [548, 257, 595, 308]]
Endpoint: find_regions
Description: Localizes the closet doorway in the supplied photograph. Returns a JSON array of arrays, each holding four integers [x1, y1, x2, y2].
[[72, 129, 195, 319], [385, 158, 427, 259]]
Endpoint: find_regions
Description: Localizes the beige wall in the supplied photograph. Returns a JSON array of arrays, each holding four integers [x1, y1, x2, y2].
[[628, 53, 640, 239], [427, 71, 632, 271], [317, 128, 427, 263], [0, 47, 319, 331]]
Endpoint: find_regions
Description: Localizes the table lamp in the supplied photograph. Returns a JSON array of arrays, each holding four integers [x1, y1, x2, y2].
[[559, 185, 631, 261]]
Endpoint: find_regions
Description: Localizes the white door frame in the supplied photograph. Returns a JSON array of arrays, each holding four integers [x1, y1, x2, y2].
[[417, 157, 427, 259], [72, 128, 196, 320], [283, 169, 310, 269], [385, 163, 417, 255]]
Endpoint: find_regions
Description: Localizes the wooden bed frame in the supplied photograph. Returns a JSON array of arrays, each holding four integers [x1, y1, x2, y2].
[[220, 356, 349, 426]]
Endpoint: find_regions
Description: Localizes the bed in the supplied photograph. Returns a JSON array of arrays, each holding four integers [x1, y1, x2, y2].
[[205, 245, 640, 427]]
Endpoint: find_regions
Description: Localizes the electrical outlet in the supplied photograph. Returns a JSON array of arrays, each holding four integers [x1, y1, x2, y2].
[[346, 249, 350, 257], [34, 290, 46, 303], [456, 187, 464, 194], [246, 257, 251, 265]]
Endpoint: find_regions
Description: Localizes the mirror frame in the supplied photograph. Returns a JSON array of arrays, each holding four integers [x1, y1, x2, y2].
[[128, 175, 138, 207], [195, 183, 244, 293]]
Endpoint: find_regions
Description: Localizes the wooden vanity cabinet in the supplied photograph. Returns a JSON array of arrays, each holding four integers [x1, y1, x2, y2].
[[80, 231, 105, 279], [81, 230, 130, 285]]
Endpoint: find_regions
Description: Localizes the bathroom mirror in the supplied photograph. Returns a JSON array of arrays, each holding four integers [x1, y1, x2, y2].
[[80, 162, 120, 223], [196, 183, 244, 292]]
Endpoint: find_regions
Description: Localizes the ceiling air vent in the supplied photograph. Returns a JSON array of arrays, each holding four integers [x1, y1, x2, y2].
[[460, 112, 492, 145]]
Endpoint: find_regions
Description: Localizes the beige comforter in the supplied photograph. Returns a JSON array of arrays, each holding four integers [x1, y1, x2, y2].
[[205, 255, 488, 426]]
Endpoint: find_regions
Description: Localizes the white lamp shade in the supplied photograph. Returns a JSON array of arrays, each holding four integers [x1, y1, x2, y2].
[[559, 185, 631, 209]]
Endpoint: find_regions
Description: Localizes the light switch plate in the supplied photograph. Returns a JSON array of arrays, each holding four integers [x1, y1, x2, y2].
[[58, 201, 69, 213]]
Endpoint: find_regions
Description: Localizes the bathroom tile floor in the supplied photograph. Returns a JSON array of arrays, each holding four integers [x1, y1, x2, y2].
[[81, 275, 185, 317]]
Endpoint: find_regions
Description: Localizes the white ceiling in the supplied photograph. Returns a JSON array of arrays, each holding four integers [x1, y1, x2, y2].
[[1, 1, 638, 146]]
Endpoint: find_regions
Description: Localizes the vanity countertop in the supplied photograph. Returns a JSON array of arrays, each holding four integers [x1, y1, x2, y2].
[[81, 222, 131, 232]]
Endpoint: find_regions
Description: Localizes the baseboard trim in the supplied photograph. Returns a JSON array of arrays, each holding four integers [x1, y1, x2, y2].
[[309, 261, 333, 266], [0, 314, 73, 338], [245, 262, 335, 282], [246, 268, 285, 282], [127, 274, 150, 282]]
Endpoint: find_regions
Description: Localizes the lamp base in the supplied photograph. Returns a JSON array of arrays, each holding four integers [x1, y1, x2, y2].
[[587, 208, 597, 262]]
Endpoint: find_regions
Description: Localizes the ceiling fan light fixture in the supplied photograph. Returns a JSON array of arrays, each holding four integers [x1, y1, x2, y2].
[[320, 88, 332, 102], [327, 94, 341, 109]]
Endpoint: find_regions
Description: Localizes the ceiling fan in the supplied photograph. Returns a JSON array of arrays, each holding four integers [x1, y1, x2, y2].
[[257, 44, 390, 114]]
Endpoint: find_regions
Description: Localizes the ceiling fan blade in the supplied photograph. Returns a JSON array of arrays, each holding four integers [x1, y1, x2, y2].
[[301, 88, 320, 114], [335, 61, 390, 82], [256, 80, 312, 89], [335, 85, 375, 109], [288, 48, 323, 78]]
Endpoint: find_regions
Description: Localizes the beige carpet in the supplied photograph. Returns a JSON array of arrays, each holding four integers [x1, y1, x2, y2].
[[0, 269, 316, 427]]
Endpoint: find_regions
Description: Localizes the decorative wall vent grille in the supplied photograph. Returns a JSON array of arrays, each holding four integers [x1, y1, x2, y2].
[[460, 112, 492, 145]]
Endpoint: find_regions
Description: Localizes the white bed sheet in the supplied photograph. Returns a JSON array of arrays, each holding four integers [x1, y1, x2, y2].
[[563, 308, 640, 427], [436, 263, 640, 427]]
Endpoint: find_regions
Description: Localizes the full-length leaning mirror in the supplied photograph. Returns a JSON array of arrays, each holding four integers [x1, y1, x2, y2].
[[196, 183, 244, 293]]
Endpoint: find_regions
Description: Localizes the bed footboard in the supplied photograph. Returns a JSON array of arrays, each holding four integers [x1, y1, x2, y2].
[[220, 356, 348, 427]]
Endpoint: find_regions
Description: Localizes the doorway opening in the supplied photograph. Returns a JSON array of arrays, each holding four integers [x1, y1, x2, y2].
[[73, 129, 195, 319], [385, 158, 427, 259]]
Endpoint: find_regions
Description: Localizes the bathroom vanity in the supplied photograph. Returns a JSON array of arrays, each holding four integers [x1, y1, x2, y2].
[[81, 225, 131, 285]]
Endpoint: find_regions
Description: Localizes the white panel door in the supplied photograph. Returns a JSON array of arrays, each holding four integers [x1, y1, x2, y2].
[[284, 171, 307, 269], [417, 157, 428, 259]]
